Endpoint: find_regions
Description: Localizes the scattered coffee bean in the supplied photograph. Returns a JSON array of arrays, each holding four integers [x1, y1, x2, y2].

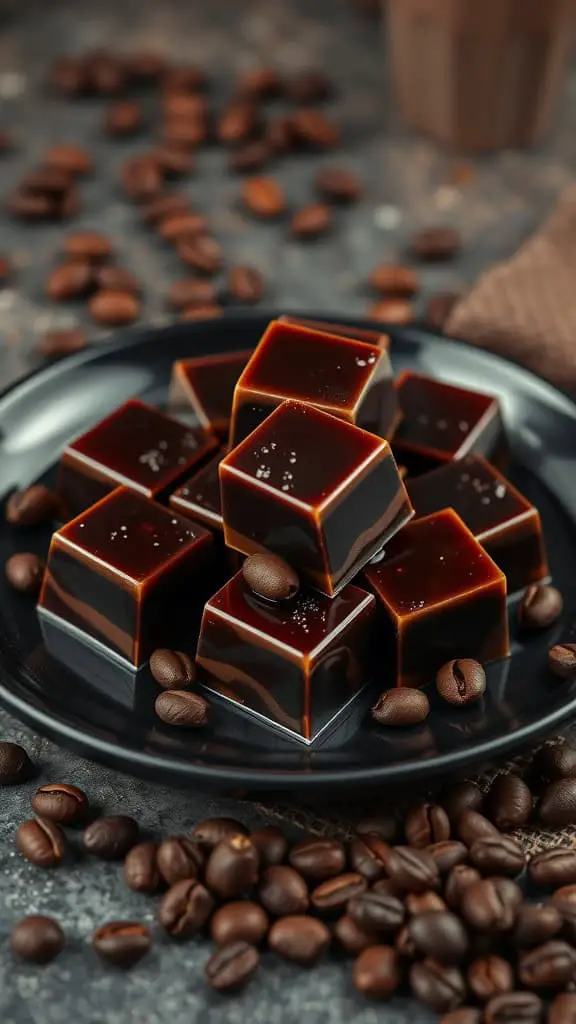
[[315, 166, 361, 204], [353, 944, 400, 998], [369, 297, 414, 324], [168, 278, 217, 310], [355, 814, 398, 843], [180, 303, 223, 321], [211, 901, 268, 947], [334, 914, 375, 954], [156, 834, 203, 886], [92, 921, 151, 968], [6, 485, 58, 528], [149, 648, 195, 688], [83, 815, 139, 860], [517, 583, 563, 630], [104, 100, 144, 137], [205, 941, 259, 992], [549, 643, 576, 679], [16, 818, 67, 867], [484, 991, 542, 1024], [0, 741, 34, 785], [371, 688, 430, 727], [228, 265, 264, 304], [287, 70, 332, 104], [89, 289, 140, 326], [532, 743, 576, 785], [46, 261, 93, 300], [44, 144, 92, 176], [241, 176, 286, 218], [411, 227, 461, 262], [519, 939, 575, 989], [31, 782, 88, 824], [410, 958, 466, 1013], [409, 911, 468, 964], [513, 903, 562, 947], [242, 553, 299, 602], [348, 891, 405, 934], [5, 553, 44, 595], [95, 266, 140, 294], [11, 915, 65, 964], [436, 659, 486, 706], [548, 993, 576, 1024], [258, 864, 309, 916], [529, 847, 576, 887], [121, 154, 163, 201], [460, 877, 521, 932], [369, 264, 419, 297], [405, 802, 450, 849], [426, 292, 460, 331], [485, 774, 533, 831], [191, 817, 248, 849], [63, 231, 112, 262], [158, 211, 208, 241], [457, 809, 499, 847], [311, 872, 366, 913], [177, 236, 222, 275], [444, 864, 481, 910], [540, 778, 576, 827], [237, 66, 282, 98], [291, 203, 333, 239], [405, 891, 447, 915], [349, 836, 388, 883], [467, 955, 513, 1002], [268, 915, 330, 965], [469, 835, 525, 876], [291, 109, 339, 148], [267, 115, 295, 154], [217, 99, 259, 146], [158, 878, 213, 938], [141, 193, 190, 226], [162, 118, 207, 148], [8, 188, 53, 220], [384, 846, 439, 894], [22, 166, 73, 195], [229, 141, 271, 174], [249, 826, 287, 868], [124, 841, 161, 894], [205, 834, 259, 899], [426, 841, 468, 875], [289, 837, 346, 881], [38, 328, 87, 357], [162, 91, 207, 120], [155, 689, 210, 727]]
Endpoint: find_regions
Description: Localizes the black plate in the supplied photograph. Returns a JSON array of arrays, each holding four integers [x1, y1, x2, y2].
[[1, 312, 576, 794]]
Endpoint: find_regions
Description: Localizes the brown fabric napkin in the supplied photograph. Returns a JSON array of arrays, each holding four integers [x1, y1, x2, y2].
[[446, 184, 576, 394]]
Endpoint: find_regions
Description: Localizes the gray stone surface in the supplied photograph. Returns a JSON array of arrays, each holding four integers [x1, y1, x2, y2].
[[0, 0, 576, 1020]]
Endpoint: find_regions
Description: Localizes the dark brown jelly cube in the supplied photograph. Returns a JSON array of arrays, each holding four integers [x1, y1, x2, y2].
[[363, 508, 509, 688], [229, 319, 400, 449], [39, 487, 213, 666], [406, 454, 549, 594], [393, 371, 508, 476], [169, 450, 225, 532], [57, 399, 217, 520], [168, 349, 252, 440], [278, 314, 390, 350], [196, 570, 376, 743], [220, 400, 413, 597]]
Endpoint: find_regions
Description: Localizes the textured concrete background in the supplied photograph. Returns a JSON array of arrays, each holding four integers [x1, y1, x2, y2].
[[1, 0, 576, 1020]]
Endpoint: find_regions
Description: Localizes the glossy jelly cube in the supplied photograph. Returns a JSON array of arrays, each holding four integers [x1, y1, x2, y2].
[[393, 371, 507, 476], [38, 486, 213, 668], [363, 508, 510, 688], [196, 569, 376, 743], [220, 400, 413, 597], [169, 349, 252, 439], [278, 314, 390, 350], [57, 399, 217, 520], [406, 455, 549, 595], [229, 319, 400, 449], [170, 450, 225, 532]]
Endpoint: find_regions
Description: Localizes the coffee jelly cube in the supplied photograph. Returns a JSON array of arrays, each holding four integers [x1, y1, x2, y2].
[[170, 450, 225, 532], [220, 400, 413, 597], [406, 454, 549, 594], [169, 349, 252, 439], [393, 371, 507, 476], [363, 508, 510, 687], [278, 314, 390, 350], [57, 399, 217, 520], [38, 487, 213, 667], [196, 569, 376, 743], [229, 319, 400, 449]]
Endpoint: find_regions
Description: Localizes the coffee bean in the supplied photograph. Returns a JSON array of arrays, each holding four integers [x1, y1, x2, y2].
[[426, 292, 460, 331], [92, 921, 151, 968], [461, 877, 521, 932], [121, 154, 163, 201], [315, 166, 361, 204], [349, 836, 388, 883], [149, 649, 195, 688], [287, 70, 332, 104], [467, 955, 513, 1001], [158, 878, 213, 938], [154, 145, 194, 177], [311, 872, 366, 912], [22, 166, 73, 195], [0, 741, 34, 785], [355, 814, 399, 844], [441, 1010, 481, 1024], [334, 914, 375, 954], [513, 903, 562, 947], [162, 117, 208, 148], [405, 802, 450, 848], [46, 261, 93, 300], [155, 689, 210, 727], [83, 815, 139, 860], [6, 485, 57, 528], [167, 278, 217, 310], [291, 109, 339, 148], [291, 203, 333, 239], [551, 888, 576, 944], [158, 212, 208, 241], [436, 659, 486, 706], [242, 553, 299, 602], [444, 864, 481, 910], [237, 66, 282, 98], [519, 939, 575, 989], [177, 236, 222, 275], [205, 834, 259, 899], [104, 100, 144, 137], [241, 176, 286, 218], [268, 915, 330, 965], [205, 941, 259, 992], [162, 91, 207, 120], [405, 891, 447, 915], [8, 188, 59, 221], [124, 841, 161, 893], [31, 783, 88, 824], [38, 329, 87, 358], [17, 818, 67, 867], [86, 52, 127, 96], [533, 744, 576, 785], [95, 266, 140, 295], [44, 144, 92, 176], [180, 304, 223, 321], [518, 583, 563, 630], [126, 50, 166, 82], [426, 841, 468, 875], [63, 232, 111, 263], [228, 265, 264, 304], [157, 835, 204, 885], [348, 891, 405, 934], [371, 687, 430, 727], [409, 911, 468, 964], [258, 864, 309, 916], [5, 552, 44, 594], [549, 642, 576, 680], [395, 922, 416, 958], [469, 835, 525, 876], [549, 993, 576, 1024], [191, 817, 248, 849], [289, 837, 346, 881], [211, 901, 268, 946], [11, 915, 65, 964], [267, 115, 295, 154], [410, 958, 466, 1013], [229, 141, 270, 174], [529, 847, 576, 887], [485, 774, 533, 831], [88, 289, 140, 326], [411, 227, 461, 262], [353, 944, 400, 998], [249, 826, 287, 868], [217, 100, 259, 146], [141, 193, 190, 226], [384, 846, 439, 893], [369, 264, 419, 297], [457, 810, 499, 847], [484, 991, 542, 1024], [540, 778, 576, 827]]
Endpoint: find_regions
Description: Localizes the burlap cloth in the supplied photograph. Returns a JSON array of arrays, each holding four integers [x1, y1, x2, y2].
[[261, 188, 576, 854]]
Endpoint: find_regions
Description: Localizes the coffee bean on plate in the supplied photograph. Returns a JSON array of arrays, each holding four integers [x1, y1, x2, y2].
[[17, 818, 67, 867], [484, 992, 542, 1024], [83, 815, 139, 860], [228, 265, 264, 303], [6, 485, 57, 528], [485, 774, 533, 831], [46, 261, 93, 301], [205, 941, 259, 992], [63, 231, 112, 262], [411, 227, 461, 261], [288, 837, 346, 880], [88, 289, 140, 326], [92, 921, 151, 968], [11, 915, 65, 963], [290, 109, 340, 148], [460, 877, 521, 932], [513, 903, 562, 947], [177, 236, 222, 274], [348, 891, 405, 934], [95, 266, 140, 295], [548, 993, 576, 1024], [44, 144, 92, 176], [124, 841, 161, 893], [405, 802, 450, 848], [0, 741, 34, 785], [532, 743, 576, 785], [369, 264, 419, 297], [291, 203, 333, 239], [315, 166, 361, 203], [286, 70, 332, 104], [158, 879, 213, 938], [467, 955, 513, 1001], [426, 292, 460, 331], [38, 329, 87, 358], [149, 648, 195, 688], [241, 176, 286, 218], [405, 891, 447, 915], [436, 659, 486, 706], [5, 553, 45, 594], [469, 835, 525, 876], [371, 688, 430, 727], [229, 141, 270, 174], [31, 783, 88, 824], [529, 847, 576, 887], [249, 826, 287, 868], [157, 834, 204, 885], [311, 872, 366, 912], [549, 643, 576, 679], [409, 958, 466, 1013], [353, 944, 400, 998], [457, 810, 499, 847], [191, 817, 248, 849], [519, 939, 575, 989], [155, 689, 210, 727], [539, 778, 576, 827], [268, 915, 330, 965], [444, 865, 481, 910], [383, 846, 439, 893], [258, 864, 309, 916], [211, 901, 268, 946], [440, 781, 484, 824], [426, 841, 468, 875], [408, 911, 468, 964], [242, 553, 299, 602], [517, 583, 563, 630], [334, 914, 375, 954], [205, 834, 259, 899], [104, 100, 144, 137]]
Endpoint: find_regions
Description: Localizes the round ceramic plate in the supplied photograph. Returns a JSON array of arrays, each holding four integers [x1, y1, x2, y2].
[[1, 312, 576, 794]]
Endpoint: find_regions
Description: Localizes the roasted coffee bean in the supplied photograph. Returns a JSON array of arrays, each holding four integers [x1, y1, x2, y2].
[[311, 872, 366, 912], [158, 212, 208, 241], [205, 941, 259, 992], [17, 818, 66, 867], [177, 236, 222, 275], [92, 921, 151, 968], [334, 913, 375, 954], [268, 915, 330, 965], [155, 689, 210, 727], [149, 649, 195, 688], [405, 891, 447, 915], [426, 841, 468, 875], [211, 900, 268, 946], [408, 911, 468, 964], [31, 783, 88, 824], [191, 817, 248, 849], [395, 922, 416, 958], [249, 826, 287, 868], [217, 100, 258, 146], [63, 231, 112, 262], [8, 188, 56, 220], [539, 778, 576, 827], [469, 835, 525, 876], [371, 687, 430, 726], [157, 835, 204, 885], [411, 227, 461, 262], [548, 993, 576, 1024], [551, 882, 576, 904], [315, 166, 361, 204], [349, 836, 388, 882], [237, 66, 282, 98], [180, 303, 223, 321], [513, 903, 562, 947], [168, 278, 217, 310], [529, 847, 576, 887], [242, 553, 299, 602], [162, 90, 207, 119], [11, 915, 65, 964], [444, 864, 481, 910], [467, 955, 513, 1001], [154, 145, 194, 177], [405, 802, 450, 848], [461, 877, 521, 932], [426, 292, 460, 331], [6, 486, 57, 528], [95, 266, 140, 295], [241, 176, 286, 218], [142, 193, 190, 226], [287, 70, 332, 104], [289, 837, 346, 881], [205, 834, 259, 899], [44, 144, 92, 176], [89, 289, 140, 326], [267, 115, 295, 154], [356, 814, 398, 843], [22, 166, 73, 195], [5, 552, 44, 594], [383, 846, 439, 893], [228, 265, 264, 304], [38, 329, 87, 358], [229, 141, 271, 174], [158, 879, 213, 938], [436, 659, 486, 706], [46, 261, 93, 301], [484, 991, 542, 1024], [485, 774, 533, 831], [124, 841, 161, 893], [291, 108, 339, 148], [441, 1010, 481, 1024], [369, 264, 419, 297], [519, 939, 575, 988], [353, 944, 400, 998], [549, 643, 576, 679], [290, 203, 333, 239], [518, 583, 563, 630], [83, 815, 139, 860], [0, 741, 34, 785], [121, 155, 163, 201], [410, 958, 466, 1013], [348, 891, 405, 934], [457, 809, 499, 847], [258, 864, 309, 916], [104, 100, 143, 137], [551, 889, 576, 944], [162, 117, 208, 148], [533, 743, 576, 786], [86, 52, 127, 96]]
